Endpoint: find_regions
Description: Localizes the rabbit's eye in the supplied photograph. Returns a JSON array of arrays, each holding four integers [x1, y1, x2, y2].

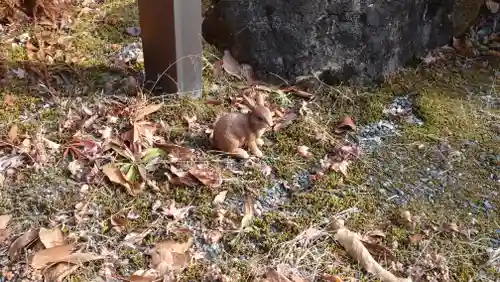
[[257, 116, 265, 121]]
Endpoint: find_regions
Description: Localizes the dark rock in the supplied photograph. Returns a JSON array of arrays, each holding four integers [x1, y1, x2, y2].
[[203, 0, 455, 86]]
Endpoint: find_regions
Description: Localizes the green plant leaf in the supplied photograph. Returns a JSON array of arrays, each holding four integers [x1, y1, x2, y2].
[[142, 148, 165, 163], [125, 164, 138, 183]]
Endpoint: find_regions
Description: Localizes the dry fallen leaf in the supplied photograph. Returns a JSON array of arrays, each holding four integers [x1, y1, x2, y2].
[[43, 262, 80, 282], [31, 243, 75, 269], [261, 268, 292, 282], [110, 214, 128, 232], [213, 190, 228, 205], [333, 220, 412, 282], [149, 238, 193, 275], [360, 240, 396, 261], [2, 94, 16, 107], [222, 50, 242, 78], [335, 116, 357, 133], [408, 234, 423, 244], [240, 194, 255, 229], [31, 243, 104, 270], [39, 227, 66, 248], [8, 125, 18, 143], [440, 222, 459, 233], [134, 102, 164, 122], [102, 163, 142, 195], [8, 228, 40, 260], [452, 37, 474, 57], [322, 274, 343, 282], [362, 229, 386, 243], [0, 214, 11, 243], [297, 145, 312, 159], [486, 0, 500, 13], [188, 164, 223, 188], [280, 86, 314, 99], [273, 112, 297, 131], [0, 214, 11, 230]]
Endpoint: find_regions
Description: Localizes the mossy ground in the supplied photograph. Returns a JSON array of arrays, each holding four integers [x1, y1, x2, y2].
[[1, 0, 499, 281]]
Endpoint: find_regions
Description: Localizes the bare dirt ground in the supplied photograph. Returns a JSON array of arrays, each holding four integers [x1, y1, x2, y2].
[[0, 1, 499, 282]]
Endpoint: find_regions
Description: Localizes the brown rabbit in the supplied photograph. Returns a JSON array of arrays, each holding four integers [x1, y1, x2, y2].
[[210, 92, 273, 159]]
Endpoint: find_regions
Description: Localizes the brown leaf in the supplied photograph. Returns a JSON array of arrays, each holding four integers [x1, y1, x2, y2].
[[150, 238, 193, 275], [322, 274, 343, 282], [0, 214, 11, 230], [8, 228, 40, 260], [280, 86, 314, 99], [188, 164, 223, 188], [360, 240, 396, 261], [134, 102, 164, 122], [166, 166, 199, 187], [241, 194, 255, 229], [335, 116, 357, 133], [8, 125, 18, 143], [486, 0, 499, 13], [222, 50, 242, 78], [362, 229, 386, 242], [334, 220, 411, 282], [43, 262, 80, 282], [297, 145, 312, 159], [273, 112, 297, 131], [31, 243, 104, 270], [31, 244, 75, 269], [0, 214, 11, 244], [408, 234, 423, 244], [440, 222, 459, 233], [154, 142, 195, 162], [452, 37, 474, 57], [213, 190, 228, 205], [2, 94, 16, 107], [102, 163, 142, 195], [110, 214, 128, 232], [262, 268, 293, 282], [39, 227, 66, 248], [213, 60, 223, 78]]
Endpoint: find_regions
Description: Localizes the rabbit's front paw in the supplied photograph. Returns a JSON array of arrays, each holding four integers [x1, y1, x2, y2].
[[252, 148, 263, 158], [256, 138, 264, 146]]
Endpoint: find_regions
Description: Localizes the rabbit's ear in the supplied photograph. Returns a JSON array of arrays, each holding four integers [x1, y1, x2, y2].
[[255, 92, 265, 106], [242, 95, 256, 110]]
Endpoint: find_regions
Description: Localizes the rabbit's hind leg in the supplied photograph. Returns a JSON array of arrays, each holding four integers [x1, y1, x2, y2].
[[230, 148, 250, 159]]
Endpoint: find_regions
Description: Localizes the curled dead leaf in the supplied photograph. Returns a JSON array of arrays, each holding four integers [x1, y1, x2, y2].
[[322, 274, 343, 282], [110, 214, 128, 232], [486, 0, 499, 13], [39, 227, 66, 248], [360, 239, 396, 261], [8, 228, 40, 260], [134, 102, 164, 122], [150, 238, 193, 275], [8, 125, 18, 143], [334, 225, 412, 282], [0, 214, 11, 230], [280, 86, 314, 99], [213, 190, 228, 205], [335, 116, 357, 134], [272, 112, 297, 132], [188, 164, 223, 188], [297, 145, 312, 159], [43, 262, 80, 282], [440, 222, 459, 233], [154, 142, 195, 162], [222, 50, 242, 78], [0, 214, 11, 244], [240, 194, 255, 230]]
